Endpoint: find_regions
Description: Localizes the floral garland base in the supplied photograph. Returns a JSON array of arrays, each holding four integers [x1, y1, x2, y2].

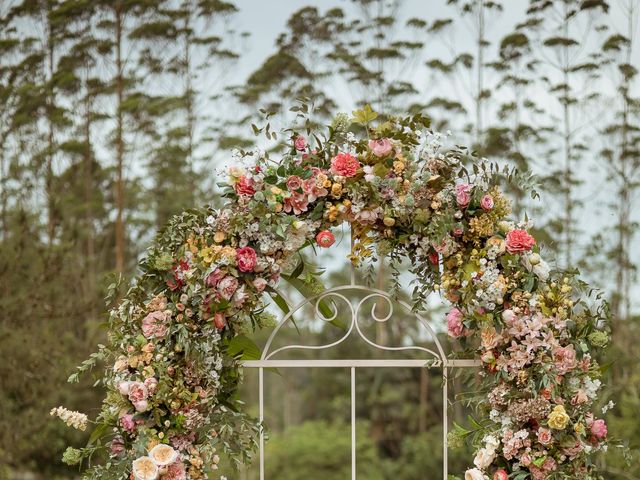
[[54, 108, 611, 480]]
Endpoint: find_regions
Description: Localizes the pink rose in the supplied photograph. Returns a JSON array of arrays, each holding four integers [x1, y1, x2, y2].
[[520, 452, 532, 466], [368, 138, 393, 157], [119, 413, 136, 432], [236, 246, 257, 272], [493, 469, 508, 480], [141, 310, 168, 339], [144, 377, 158, 395], [455, 183, 472, 207], [316, 230, 335, 248], [286, 175, 303, 191], [446, 307, 465, 338], [294, 135, 307, 151], [213, 312, 226, 330], [283, 191, 309, 214], [330, 152, 360, 177], [253, 277, 268, 292], [537, 428, 553, 445], [218, 276, 238, 301], [481, 194, 494, 211], [133, 399, 148, 412], [128, 381, 148, 404], [553, 345, 577, 374], [235, 176, 255, 196], [206, 268, 225, 287], [590, 419, 607, 439], [505, 229, 536, 253]]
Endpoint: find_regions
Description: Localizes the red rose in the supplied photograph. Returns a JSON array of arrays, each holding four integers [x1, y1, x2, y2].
[[316, 230, 335, 248], [330, 152, 360, 177], [236, 246, 257, 272], [493, 469, 508, 480], [505, 229, 536, 253], [235, 176, 255, 196]]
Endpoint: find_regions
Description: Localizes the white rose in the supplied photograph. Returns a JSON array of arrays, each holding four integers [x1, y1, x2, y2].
[[132, 457, 159, 480], [465, 467, 486, 480], [501, 309, 515, 323], [148, 444, 178, 466], [473, 447, 496, 469], [533, 260, 550, 282]]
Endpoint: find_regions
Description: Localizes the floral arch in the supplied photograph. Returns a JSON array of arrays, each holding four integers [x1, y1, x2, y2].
[[55, 108, 611, 480]]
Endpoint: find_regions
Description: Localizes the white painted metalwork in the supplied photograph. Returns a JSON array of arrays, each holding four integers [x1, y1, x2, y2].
[[241, 257, 481, 480]]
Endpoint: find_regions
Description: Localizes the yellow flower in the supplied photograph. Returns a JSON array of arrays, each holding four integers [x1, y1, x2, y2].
[[393, 160, 405, 174], [199, 246, 214, 264], [548, 405, 570, 430], [331, 183, 343, 198], [213, 231, 226, 243], [323, 179, 332, 188], [574, 422, 586, 436], [270, 186, 282, 195], [383, 217, 396, 227]]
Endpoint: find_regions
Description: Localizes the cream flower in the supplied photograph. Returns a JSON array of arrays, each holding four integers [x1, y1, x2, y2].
[[465, 467, 486, 480], [149, 444, 179, 466], [473, 447, 496, 469], [132, 457, 159, 480]]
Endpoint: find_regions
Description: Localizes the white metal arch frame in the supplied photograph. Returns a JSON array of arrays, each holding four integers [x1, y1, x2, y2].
[[241, 275, 480, 480]]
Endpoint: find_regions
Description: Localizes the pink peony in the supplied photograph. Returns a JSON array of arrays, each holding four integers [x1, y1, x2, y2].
[[133, 399, 148, 412], [128, 381, 148, 403], [553, 345, 577, 374], [368, 138, 393, 157], [235, 175, 255, 197], [206, 268, 225, 287], [590, 419, 607, 439], [213, 312, 226, 330], [163, 461, 187, 480], [283, 191, 309, 214], [481, 194, 494, 211], [493, 469, 508, 480], [455, 183, 472, 207], [120, 413, 136, 432], [144, 377, 158, 395], [141, 310, 168, 339], [505, 229, 536, 254], [253, 277, 268, 292], [218, 276, 238, 301], [447, 307, 465, 338], [537, 428, 553, 445], [236, 246, 258, 272], [110, 436, 125, 456], [286, 175, 303, 191], [117, 381, 132, 395], [330, 152, 360, 177], [316, 230, 335, 248], [294, 135, 307, 151]]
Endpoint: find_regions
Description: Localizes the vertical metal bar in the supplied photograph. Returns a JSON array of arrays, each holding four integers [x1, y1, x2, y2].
[[442, 366, 448, 480], [259, 367, 264, 480], [350, 230, 356, 285], [351, 367, 356, 480]]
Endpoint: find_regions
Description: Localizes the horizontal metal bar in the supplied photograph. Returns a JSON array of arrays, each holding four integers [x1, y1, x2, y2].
[[241, 359, 436, 368], [240, 359, 482, 368], [445, 359, 482, 367]]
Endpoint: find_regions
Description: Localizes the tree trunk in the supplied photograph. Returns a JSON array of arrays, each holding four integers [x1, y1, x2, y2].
[[114, 1, 125, 273]]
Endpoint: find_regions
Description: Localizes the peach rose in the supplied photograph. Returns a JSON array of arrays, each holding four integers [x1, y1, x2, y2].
[[316, 230, 335, 248], [330, 152, 360, 177], [294, 135, 307, 151], [236, 246, 257, 272], [505, 229, 536, 253]]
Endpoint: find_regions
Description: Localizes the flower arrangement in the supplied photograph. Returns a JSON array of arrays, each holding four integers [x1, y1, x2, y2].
[[55, 106, 611, 480]]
